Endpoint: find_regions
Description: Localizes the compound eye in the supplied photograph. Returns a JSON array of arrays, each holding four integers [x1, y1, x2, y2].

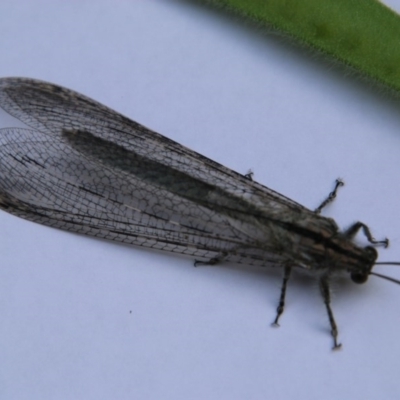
[[365, 246, 378, 260], [351, 272, 368, 284]]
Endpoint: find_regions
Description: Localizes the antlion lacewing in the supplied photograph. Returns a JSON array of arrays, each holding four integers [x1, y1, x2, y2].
[[0, 77, 398, 349]]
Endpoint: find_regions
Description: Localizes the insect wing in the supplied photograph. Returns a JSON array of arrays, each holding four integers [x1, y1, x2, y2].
[[0, 78, 307, 265]]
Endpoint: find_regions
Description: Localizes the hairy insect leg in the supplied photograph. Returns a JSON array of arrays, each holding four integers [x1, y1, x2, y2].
[[272, 266, 292, 326], [314, 179, 344, 214], [319, 276, 342, 350], [344, 221, 389, 247]]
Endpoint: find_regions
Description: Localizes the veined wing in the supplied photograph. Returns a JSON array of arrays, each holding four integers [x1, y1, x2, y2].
[[0, 78, 308, 213], [0, 78, 315, 266]]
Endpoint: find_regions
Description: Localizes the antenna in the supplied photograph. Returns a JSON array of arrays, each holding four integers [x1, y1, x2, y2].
[[370, 271, 400, 285]]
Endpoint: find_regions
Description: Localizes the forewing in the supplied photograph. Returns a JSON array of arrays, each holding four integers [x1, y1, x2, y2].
[[0, 78, 308, 213], [0, 78, 306, 266]]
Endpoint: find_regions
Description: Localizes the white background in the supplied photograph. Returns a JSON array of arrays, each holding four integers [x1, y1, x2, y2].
[[1, 1, 400, 399]]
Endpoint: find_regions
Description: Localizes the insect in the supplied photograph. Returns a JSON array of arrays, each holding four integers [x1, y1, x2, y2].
[[0, 77, 398, 350]]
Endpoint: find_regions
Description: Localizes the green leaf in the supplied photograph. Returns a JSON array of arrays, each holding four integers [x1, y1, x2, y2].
[[202, 0, 400, 93]]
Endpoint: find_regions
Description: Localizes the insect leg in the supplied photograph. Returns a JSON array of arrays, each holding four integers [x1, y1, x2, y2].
[[344, 222, 389, 247], [319, 275, 342, 350], [194, 253, 227, 266], [314, 179, 344, 214], [272, 266, 292, 326], [244, 170, 254, 180]]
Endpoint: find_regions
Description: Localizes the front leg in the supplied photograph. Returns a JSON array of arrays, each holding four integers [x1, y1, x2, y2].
[[344, 222, 389, 247]]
